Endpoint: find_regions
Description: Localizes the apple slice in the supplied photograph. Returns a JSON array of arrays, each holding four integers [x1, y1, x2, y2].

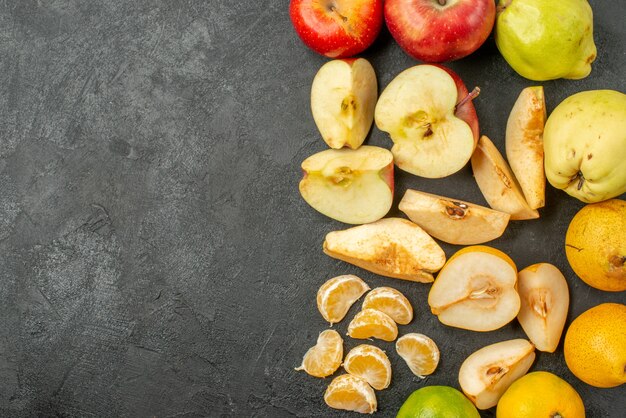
[[471, 136, 539, 220], [428, 246, 520, 331], [505, 87, 547, 209], [311, 58, 377, 150], [399, 189, 510, 245], [299, 146, 393, 224], [517, 263, 569, 353], [459, 339, 535, 410], [323, 218, 446, 283], [375, 65, 479, 178]]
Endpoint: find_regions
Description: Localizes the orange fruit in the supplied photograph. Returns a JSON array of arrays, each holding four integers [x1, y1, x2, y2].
[[324, 374, 377, 414], [317, 275, 370, 325], [362, 286, 413, 325], [347, 308, 398, 342], [343, 344, 392, 390], [295, 329, 343, 378], [396, 333, 440, 378]]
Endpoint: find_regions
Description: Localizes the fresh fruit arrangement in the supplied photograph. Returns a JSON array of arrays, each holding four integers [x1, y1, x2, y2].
[[290, 0, 624, 415]]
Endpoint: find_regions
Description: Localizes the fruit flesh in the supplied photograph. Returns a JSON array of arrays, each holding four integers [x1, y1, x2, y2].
[[362, 286, 413, 325], [295, 329, 344, 377], [317, 275, 370, 325], [324, 374, 377, 414], [347, 308, 398, 341], [343, 344, 392, 390], [396, 333, 440, 378]]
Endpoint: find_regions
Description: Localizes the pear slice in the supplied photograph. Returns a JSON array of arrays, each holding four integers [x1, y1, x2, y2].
[[517, 263, 569, 353], [323, 218, 446, 283], [459, 339, 535, 410], [399, 189, 510, 245], [471, 135, 539, 220], [311, 58, 377, 149], [428, 246, 520, 331], [505, 87, 547, 209]]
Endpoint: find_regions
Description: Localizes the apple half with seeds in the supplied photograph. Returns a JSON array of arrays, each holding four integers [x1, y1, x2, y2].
[[375, 64, 479, 178], [299, 145, 393, 224], [399, 189, 510, 245]]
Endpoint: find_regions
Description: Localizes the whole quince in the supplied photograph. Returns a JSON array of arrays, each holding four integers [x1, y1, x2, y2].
[[495, 0, 596, 81], [543, 90, 626, 203]]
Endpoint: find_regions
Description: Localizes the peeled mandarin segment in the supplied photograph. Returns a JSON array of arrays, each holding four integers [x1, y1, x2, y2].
[[362, 286, 413, 325], [295, 329, 343, 378], [324, 374, 377, 414], [347, 308, 399, 342], [396, 333, 440, 378], [317, 275, 370, 325], [343, 344, 392, 390]]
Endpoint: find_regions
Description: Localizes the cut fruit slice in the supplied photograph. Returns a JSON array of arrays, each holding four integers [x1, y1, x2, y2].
[[505, 86, 547, 209], [396, 333, 440, 378], [517, 263, 569, 353], [324, 374, 377, 414], [323, 218, 446, 283], [317, 275, 370, 325], [399, 189, 510, 245], [343, 344, 392, 390], [295, 330, 343, 378], [347, 309, 398, 342], [471, 135, 539, 220], [362, 287, 413, 325], [428, 246, 520, 331], [299, 145, 394, 224], [311, 58, 377, 150], [458, 339, 535, 410]]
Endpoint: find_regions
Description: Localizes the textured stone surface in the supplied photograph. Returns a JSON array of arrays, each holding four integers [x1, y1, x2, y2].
[[0, 0, 624, 417]]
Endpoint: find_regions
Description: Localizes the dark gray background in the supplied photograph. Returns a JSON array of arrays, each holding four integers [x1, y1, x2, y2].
[[0, 0, 624, 417]]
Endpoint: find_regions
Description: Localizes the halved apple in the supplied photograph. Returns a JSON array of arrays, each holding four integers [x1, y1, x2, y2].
[[299, 146, 393, 224], [323, 218, 446, 283], [311, 58, 377, 150], [375, 65, 479, 178], [505, 87, 547, 209], [517, 263, 569, 353], [428, 246, 520, 331], [459, 339, 535, 410], [471, 136, 539, 220], [399, 189, 510, 245]]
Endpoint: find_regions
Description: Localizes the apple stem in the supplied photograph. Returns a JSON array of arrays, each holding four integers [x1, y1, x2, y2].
[[329, 5, 348, 22], [455, 87, 481, 110]]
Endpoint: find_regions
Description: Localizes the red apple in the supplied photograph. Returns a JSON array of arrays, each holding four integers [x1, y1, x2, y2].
[[385, 0, 496, 62], [290, 0, 383, 58]]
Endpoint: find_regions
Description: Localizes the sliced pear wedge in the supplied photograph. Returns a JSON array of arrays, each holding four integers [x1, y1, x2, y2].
[[471, 135, 539, 220], [323, 218, 446, 283], [459, 339, 536, 410], [505, 87, 547, 209], [399, 189, 510, 245], [517, 263, 569, 353], [428, 246, 520, 331]]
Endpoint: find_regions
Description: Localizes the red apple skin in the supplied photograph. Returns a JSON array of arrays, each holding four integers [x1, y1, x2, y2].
[[380, 162, 395, 196], [434, 64, 480, 145], [290, 0, 383, 58], [385, 0, 496, 62]]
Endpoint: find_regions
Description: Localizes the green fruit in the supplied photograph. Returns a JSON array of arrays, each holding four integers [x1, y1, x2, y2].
[[544, 90, 626, 203], [396, 386, 479, 418], [495, 0, 596, 81]]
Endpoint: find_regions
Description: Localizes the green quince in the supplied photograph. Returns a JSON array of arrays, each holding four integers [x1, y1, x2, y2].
[[495, 0, 597, 81]]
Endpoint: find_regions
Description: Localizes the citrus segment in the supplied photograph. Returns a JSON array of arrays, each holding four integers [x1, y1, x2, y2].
[[317, 275, 370, 325], [295, 329, 343, 378], [343, 344, 392, 390], [347, 308, 398, 342], [396, 333, 440, 378], [324, 374, 377, 414], [362, 286, 413, 325]]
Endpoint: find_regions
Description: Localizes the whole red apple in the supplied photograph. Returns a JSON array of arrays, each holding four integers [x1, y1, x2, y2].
[[290, 0, 383, 58], [385, 0, 496, 62]]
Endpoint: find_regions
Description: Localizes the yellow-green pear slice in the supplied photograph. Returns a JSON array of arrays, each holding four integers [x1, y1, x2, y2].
[[311, 58, 377, 149], [399, 189, 510, 245], [471, 136, 539, 220], [323, 218, 446, 283], [505, 86, 546, 209]]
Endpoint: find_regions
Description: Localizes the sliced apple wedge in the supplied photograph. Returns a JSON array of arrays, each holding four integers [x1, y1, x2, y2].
[[505, 87, 547, 209], [311, 58, 377, 150], [299, 146, 393, 224], [517, 263, 569, 353], [471, 136, 539, 220], [428, 246, 520, 331], [323, 218, 446, 283], [399, 189, 510, 245], [375, 65, 478, 178], [459, 339, 535, 410]]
